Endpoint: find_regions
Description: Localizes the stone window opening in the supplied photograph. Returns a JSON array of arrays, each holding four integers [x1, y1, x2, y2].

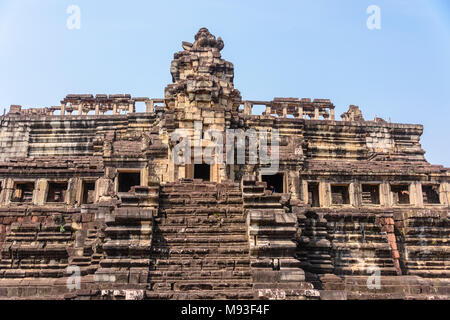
[[12, 182, 35, 203], [82, 181, 96, 204], [331, 185, 350, 205], [391, 184, 410, 205], [308, 182, 320, 207], [422, 185, 440, 204], [362, 184, 380, 205], [262, 173, 284, 193], [134, 101, 146, 113], [118, 171, 141, 193], [194, 164, 211, 181], [46, 182, 68, 203]]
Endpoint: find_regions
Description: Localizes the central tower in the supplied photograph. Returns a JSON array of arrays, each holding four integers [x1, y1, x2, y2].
[[164, 28, 242, 182]]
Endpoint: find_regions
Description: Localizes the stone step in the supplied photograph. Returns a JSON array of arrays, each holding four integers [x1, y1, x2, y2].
[[154, 226, 246, 234], [334, 266, 398, 276], [152, 246, 249, 255], [151, 258, 250, 267], [148, 270, 252, 280], [99, 258, 150, 268], [155, 236, 248, 244], [104, 226, 152, 236], [103, 240, 151, 255], [331, 242, 391, 250], [0, 268, 67, 278], [144, 289, 255, 300]]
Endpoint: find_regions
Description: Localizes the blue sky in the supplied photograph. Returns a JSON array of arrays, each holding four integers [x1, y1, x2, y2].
[[0, 0, 449, 166]]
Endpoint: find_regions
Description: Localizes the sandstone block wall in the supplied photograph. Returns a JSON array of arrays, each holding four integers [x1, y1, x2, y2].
[[0, 28, 448, 300]]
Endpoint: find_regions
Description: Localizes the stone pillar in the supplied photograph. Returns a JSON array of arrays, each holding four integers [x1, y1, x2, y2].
[[265, 105, 271, 115], [77, 104, 83, 115], [380, 182, 391, 207], [287, 171, 301, 200], [66, 178, 79, 205], [350, 182, 360, 207], [184, 164, 193, 180], [244, 102, 252, 115], [211, 163, 220, 183], [3, 178, 14, 205], [282, 104, 288, 118], [178, 165, 187, 180], [301, 180, 308, 204], [95, 104, 100, 115], [146, 100, 154, 113], [141, 167, 149, 187], [113, 104, 118, 115], [330, 108, 335, 120], [407, 183, 413, 205], [319, 182, 331, 207], [129, 103, 135, 113], [314, 107, 320, 120], [35, 179, 48, 205], [61, 103, 66, 116], [75, 179, 84, 205], [411, 182, 424, 207], [298, 106, 303, 119], [167, 149, 176, 182], [439, 183, 449, 206], [0, 179, 5, 204]]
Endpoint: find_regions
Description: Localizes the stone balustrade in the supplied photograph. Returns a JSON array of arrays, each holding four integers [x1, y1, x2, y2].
[[241, 98, 336, 120], [6, 96, 166, 117]]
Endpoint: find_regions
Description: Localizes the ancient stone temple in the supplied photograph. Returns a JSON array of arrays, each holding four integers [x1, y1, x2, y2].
[[0, 28, 448, 300]]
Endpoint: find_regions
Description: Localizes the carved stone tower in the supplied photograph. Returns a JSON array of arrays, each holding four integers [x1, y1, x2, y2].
[[164, 28, 242, 182]]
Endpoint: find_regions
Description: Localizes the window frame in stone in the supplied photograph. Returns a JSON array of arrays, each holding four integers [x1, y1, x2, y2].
[[0, 179, 3, 203], [45, 181, 68, 204], [422, 184, 441, 205], [261, 173, 285, 194], [116, 169, 142, 193], [307, 182, 320, 207], [193, 163, 212, 182], [81, 180, 97, 205], [361, 183, 381, 206], [11, 181, 35, 203], [390, 184, 411, 205], [330, 184, 351, 206]]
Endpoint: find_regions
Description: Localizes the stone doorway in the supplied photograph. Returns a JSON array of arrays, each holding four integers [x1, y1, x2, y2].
[[118, 171, 141, 192], [194, 164, 211, 181], [262, 173, 284, 193]]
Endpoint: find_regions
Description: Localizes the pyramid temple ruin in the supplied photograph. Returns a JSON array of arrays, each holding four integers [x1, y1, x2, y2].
[[0, 28, 448, 300]]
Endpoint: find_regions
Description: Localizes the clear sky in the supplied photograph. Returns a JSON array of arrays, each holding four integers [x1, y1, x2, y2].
[[0, 0, 449, 166]]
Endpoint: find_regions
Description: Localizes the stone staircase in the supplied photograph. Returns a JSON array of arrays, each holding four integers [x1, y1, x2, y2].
[[0, 221, 73, 278], [325, 275, 450, 300], [0, 205, 110, 299], [146, 179, 254, 299], [242, 176, 319, 300], [295, 209, 446, 299], [296, 210, 334, 275], [395, 210, 449, 278], [95, 185, 158, 287], [325, 211, 398, 276], [28, 122, 97, 157]]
